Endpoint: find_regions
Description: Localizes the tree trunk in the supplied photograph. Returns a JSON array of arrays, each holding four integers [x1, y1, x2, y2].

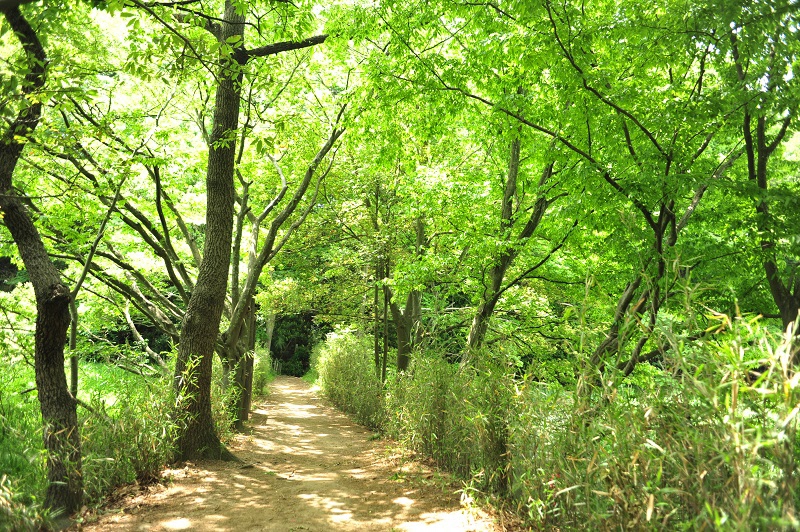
[[386, 288, 421, 372], [731, 32, 798, 335], [232, 297, 255, 430], [747, 115, 798, 332], [220, 106, 342, 423], [374, 259, 382, 376], [0, 6, 82, 515], [466, 295, 502, 352], [242, 299, 257, 414], [173, 0, 244, 462], [465, 139, 522, 354]]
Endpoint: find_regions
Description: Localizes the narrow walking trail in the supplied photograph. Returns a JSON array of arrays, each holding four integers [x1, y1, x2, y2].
[[79, 376, 497, 531]]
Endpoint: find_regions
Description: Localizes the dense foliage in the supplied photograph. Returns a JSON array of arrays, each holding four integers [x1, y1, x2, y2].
[[314, 321, 800, 529], [1, 0, 798, 528]]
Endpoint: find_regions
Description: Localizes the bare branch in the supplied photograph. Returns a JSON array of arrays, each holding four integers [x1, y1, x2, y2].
[[245, 34, 328, 60]]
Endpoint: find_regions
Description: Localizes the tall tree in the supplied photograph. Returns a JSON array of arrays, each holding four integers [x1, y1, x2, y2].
[[464, 138, 562, 354], [0, 4, 82, 514], [725, 0, 800, 332], [171, 0, 245, 460], [169, 0, 329, 458]]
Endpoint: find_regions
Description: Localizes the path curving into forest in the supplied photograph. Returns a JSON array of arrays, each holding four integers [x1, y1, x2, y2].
[[78, 376, 497, 531]]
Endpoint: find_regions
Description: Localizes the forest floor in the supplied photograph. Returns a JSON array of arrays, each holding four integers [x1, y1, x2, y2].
[[75, 376, 501, 531]]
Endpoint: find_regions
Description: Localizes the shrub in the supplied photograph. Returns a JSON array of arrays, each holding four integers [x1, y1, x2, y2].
[[314, 329, 385, 429], [81, 372, 178, 501], [507, 318, 800, 529], [385, 352, 516, 494]]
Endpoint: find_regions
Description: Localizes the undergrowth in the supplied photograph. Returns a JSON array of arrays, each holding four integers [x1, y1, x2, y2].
[[312, 319, 800, 529], [1, 361, 178, 529]]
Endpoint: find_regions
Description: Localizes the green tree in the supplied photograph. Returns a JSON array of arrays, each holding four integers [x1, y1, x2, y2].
[[0, 3, 82, 515]]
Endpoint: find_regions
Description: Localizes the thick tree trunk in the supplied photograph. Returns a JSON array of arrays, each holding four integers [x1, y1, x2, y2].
[[0, 6, 82, 515], [173, 0, 244, 462]]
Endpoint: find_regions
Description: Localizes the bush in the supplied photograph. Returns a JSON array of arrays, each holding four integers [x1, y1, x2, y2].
[[252, 347, 276, 396], [81, 371, 178, 501], [314, 329, 385, 429], [385, 353, 516, 494]]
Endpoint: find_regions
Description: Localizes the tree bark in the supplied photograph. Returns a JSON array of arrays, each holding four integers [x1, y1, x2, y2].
[[0, 6, 82, 515], [465, 140, 553, 355], [385, 218, 425, 371], [173, 0, 244, 461], [731, 29, 798, 333]]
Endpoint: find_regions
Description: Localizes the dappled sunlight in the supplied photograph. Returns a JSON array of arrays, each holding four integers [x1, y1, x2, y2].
[[160, 517, 192, 529], [84, 376, 494, 531], [393, 496, 416, 508]]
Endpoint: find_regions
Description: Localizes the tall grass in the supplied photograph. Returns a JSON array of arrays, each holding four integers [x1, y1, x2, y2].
[[0, 361, 178, 528], [80, 365, 178, 501], [312, 320, 800, 529], [0, 361, 50, 530], [313, 329, 385, 429]]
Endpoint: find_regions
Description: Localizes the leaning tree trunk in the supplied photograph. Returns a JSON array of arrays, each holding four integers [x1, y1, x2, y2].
[[0, 5, 82, 514], [172, 0, 244, 461], [464, 140, 553, 356]]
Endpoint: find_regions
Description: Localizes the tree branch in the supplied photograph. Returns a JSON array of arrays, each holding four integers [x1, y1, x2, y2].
[[245, 34, 328, 60]]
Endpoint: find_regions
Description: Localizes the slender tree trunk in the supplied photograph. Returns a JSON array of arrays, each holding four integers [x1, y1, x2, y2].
[[382, 261, 389, 382], [262, 312, 275, 352], [220, 117, 343, 394], [747, 115, 798, 331], [466, 293, 503, 351], [173, 0, 244, 461], [242, 298, 257, 414], [0, 6, 82, 515], [232, 297, 255, 430], [465, 139, 554, 354], [731, 32, 798, 335]]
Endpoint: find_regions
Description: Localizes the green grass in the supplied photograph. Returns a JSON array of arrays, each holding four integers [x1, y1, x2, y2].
[[301, 368, 318, 386], [0, 357, 178, 527]]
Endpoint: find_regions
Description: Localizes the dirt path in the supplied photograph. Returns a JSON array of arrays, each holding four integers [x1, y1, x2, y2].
[[78, 376, 498, 531]]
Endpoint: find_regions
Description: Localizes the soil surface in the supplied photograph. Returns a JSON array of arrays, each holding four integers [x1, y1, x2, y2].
[[76, 376, 498, 531]]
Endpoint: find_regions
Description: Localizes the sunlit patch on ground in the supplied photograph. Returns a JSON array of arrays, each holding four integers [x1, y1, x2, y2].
[[160, 517, 192, 529]]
